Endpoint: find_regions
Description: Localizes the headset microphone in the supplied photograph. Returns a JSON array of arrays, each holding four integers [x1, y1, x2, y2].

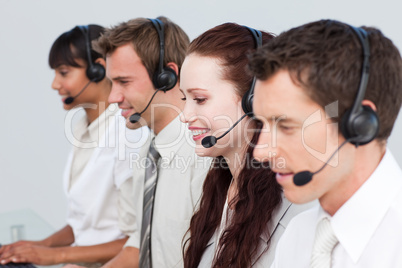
[[64, 80, 92, 105], [129, 86, 166, 124], [293, 139, 350, 186], [202, 113, 248, 148]]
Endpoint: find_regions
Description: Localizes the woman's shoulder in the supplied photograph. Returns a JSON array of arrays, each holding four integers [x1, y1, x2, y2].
[[255, 198, 318, 267], [280, 199, 318, 228], [263, 196, 318, 241]]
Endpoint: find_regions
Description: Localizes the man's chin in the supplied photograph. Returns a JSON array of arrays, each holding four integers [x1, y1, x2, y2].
[[125, 116, 149, 129], [284, 188, 318, 205]]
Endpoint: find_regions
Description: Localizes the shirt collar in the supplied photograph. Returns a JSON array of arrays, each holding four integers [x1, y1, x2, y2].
[[72, 111, 89, 141], [153, 116, 193, 164], [327, 149, 402, 263]]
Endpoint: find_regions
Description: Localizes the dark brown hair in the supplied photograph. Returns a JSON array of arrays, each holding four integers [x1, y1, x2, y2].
[[49, 24, 105, 69], [92, 16, 189, 81], [183, 23, 282, 268], [248, 19, 402, 141]]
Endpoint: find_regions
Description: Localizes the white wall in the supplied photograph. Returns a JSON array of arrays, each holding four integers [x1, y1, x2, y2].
[[1, 0, 401, 230]]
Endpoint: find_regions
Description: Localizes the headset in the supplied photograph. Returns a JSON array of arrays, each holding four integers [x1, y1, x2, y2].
[[149, 18, 178, 92], [241, 26, 263, 117], [77, 25, 106, 82], [340, 26, 379, 147]]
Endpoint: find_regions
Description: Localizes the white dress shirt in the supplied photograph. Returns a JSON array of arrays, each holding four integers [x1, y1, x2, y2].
[[198, 195, 316, 267], [121, 116, 211, 268], [64, 104, 149, 246], [271, 149, 402, 268]]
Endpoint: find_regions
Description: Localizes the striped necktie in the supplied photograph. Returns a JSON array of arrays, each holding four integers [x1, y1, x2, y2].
[[139, 140, 160, 268], [310, 217, 339, 268]]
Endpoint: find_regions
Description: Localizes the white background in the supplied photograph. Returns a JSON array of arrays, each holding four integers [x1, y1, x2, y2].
[[1, 0, 401, 231]]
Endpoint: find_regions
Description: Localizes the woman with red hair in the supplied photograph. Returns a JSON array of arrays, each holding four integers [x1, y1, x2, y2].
[[180, 23, 313, 267]]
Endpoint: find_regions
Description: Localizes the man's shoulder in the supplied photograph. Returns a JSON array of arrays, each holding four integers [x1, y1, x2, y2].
[[272, 204, 319, 268], [390, 185, 402, 215], [176, 136, 212, 168]]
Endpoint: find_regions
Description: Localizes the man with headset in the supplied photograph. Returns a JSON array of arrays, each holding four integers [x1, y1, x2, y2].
[[248, 20, 402, 267], [88, 17, 209, 268]]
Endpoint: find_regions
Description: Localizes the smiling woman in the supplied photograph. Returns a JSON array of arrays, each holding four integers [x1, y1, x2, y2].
[[180, 23, 314, 268], [49, 25, 109, 120]]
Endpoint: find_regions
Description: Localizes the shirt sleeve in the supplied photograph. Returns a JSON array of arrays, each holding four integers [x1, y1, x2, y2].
[[120, 132, 151, 249], [121, 167, 142, 249], [117, 178, 137, 238], [124, 230, 140, 248], [114, 119, 150, 242]]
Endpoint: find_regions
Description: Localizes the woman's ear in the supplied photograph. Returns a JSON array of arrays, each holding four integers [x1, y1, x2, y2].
[[94, 58, 106, 68]]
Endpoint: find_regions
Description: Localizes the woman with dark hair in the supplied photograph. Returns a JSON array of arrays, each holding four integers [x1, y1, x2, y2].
[[180, 23, 313, 267], [0, 25, 148, 267]]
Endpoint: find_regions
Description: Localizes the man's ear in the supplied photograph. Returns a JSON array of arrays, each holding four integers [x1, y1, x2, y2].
[[166, 62, 179, 76]]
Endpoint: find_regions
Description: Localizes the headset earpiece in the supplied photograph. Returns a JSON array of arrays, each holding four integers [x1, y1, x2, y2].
[[149, 18, 178, 92], [241, 26, 262, 117], [78, 25, 106, 82], [241, 77, 256, 115], [340, 26, 379, 146], [86, 62, 106, 82], [341, 105, 379, 146], [153, 66, 177, 91]]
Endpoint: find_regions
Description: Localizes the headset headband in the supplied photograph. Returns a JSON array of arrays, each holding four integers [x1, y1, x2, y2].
[[348, 26, 371, 118], [149, 19, 165, 77], [77, 25, 94, 71]]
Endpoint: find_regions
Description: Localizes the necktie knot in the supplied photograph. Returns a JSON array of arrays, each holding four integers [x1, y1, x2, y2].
[[310, 217, 339, 268], [148, 141, 160, 164]]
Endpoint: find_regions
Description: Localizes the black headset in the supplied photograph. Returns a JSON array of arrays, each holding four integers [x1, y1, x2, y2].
[[149, 18, 178, 91], [241, 26, 263, 117], [77, 25, 106, 82], [340, 26, 379, 146]]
